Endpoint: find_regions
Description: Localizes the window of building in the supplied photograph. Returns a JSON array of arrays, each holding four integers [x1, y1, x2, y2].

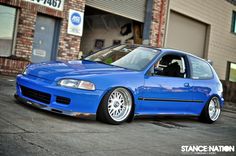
[[227, 62, 236, 82], [189, 56, 213, 80], [231, 11, 236, 34], [0, 5, 17, 57]]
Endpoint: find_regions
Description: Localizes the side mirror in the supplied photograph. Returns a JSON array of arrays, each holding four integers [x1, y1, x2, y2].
[[147, 66, 155, 76]]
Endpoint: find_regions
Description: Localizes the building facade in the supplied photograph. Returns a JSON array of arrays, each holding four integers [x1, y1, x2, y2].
[[0, 0, 85, 75], [165, 0, 236, 81], [0, 0, 235, 83]]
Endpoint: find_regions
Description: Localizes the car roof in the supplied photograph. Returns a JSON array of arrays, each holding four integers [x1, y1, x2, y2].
[[159, 48, 209, 63], [113, 44, 210, 64], [136, 44, 208, 64]]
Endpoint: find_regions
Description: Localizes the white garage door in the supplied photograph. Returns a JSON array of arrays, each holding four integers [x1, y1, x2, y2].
[[86, 0, 146, 22], [166, 11, 207, 58]]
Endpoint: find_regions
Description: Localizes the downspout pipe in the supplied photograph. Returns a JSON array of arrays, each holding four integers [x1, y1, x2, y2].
[[157, 0, 165, 47], [142, 0, 153, 45]]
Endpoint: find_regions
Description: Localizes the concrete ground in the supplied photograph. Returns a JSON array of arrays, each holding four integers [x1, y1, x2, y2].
[[0, 75, 235, 156]]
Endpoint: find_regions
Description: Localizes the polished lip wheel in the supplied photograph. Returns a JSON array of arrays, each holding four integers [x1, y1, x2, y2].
[[208, 97, 221, 121], [108, 88, 132, 122]]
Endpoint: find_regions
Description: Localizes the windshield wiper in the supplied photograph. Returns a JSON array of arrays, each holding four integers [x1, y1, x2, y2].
[[81, 59, 131, 70], [108, 63, 132, 70], [94, 60, 107, 64], [81, 59, 108, 65]]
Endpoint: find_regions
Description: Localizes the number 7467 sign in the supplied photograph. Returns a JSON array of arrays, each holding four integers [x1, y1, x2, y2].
[[24, 0, 64, 11]]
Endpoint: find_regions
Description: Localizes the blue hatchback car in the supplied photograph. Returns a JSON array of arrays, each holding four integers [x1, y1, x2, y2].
[[15, 44, 224, 124]]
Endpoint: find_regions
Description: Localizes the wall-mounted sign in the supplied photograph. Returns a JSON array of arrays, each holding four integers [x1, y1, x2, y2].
[[67, 9, 84, 36], [33, 49, 46, 57], [24, 0, 64, 11]]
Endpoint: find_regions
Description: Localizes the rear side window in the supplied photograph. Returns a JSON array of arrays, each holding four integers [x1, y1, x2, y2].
[[189, 56, 213, 79]]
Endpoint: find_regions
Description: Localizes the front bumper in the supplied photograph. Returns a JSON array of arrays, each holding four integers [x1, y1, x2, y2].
[[16, 74, 105, 116], [14, 94, 95, 118]]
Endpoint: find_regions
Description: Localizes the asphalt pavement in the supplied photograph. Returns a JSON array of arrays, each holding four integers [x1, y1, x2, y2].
[[0, 75, 235, 156]]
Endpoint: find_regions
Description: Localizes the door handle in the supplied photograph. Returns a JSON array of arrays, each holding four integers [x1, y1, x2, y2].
[[184, 83, 190, 87]]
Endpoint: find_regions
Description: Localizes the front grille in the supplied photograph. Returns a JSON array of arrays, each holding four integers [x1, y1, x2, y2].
[[20, 85, 51, 104], [56, 96, 71, 105]]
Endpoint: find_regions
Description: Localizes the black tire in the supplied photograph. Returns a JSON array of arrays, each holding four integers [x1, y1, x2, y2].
[[97, 88, 133, 125], [199, 96, 221, 123]]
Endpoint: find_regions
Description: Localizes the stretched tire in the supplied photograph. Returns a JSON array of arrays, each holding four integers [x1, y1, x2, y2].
[[200, 96, 221, 123], [97, 88, 133, 125]]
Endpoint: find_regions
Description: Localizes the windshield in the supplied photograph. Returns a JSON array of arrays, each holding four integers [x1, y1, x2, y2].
[[84, 45, 159, 71]]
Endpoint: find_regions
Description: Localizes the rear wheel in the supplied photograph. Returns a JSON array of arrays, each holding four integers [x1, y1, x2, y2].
[[97, 88, 133, 124], [200, 96, 221, 123]]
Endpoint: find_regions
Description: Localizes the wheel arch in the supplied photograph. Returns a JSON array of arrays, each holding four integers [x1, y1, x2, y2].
[[199, 94, 222, 123], [96, 86, 136, 121], [207, 94, 224, 108]]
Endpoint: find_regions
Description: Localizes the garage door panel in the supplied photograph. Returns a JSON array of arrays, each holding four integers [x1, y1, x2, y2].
[[166, 11, 207, 58], [86, 0, 146, 22]]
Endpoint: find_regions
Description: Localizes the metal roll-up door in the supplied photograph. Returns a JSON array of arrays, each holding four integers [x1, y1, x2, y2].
[[166, 11, 207, 58], [86, 0, 146, 22]]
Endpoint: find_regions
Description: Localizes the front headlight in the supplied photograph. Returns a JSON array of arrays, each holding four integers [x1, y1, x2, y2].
[[58, 79, 95, 90]]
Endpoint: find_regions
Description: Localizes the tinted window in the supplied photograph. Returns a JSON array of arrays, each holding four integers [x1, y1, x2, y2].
[[152, 54, 187, 78], [189, 56, 213, 79], [231, 11, 236, 33], [0, 5, 16, 56], [228, 62, 236, 82]]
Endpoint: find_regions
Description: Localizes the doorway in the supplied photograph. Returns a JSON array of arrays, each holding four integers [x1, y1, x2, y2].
[[31, 14, 60, 63], [80, 6, 143, 55]]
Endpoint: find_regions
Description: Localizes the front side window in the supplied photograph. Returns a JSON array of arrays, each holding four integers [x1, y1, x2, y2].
[[0, 5, 17, 56], [189, 56, 213, 80], [231, 11, 236, 33], [151, 54, 187, 78]]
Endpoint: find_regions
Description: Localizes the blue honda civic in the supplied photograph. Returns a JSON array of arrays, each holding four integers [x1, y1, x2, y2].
[[15, 44, 224, 124]]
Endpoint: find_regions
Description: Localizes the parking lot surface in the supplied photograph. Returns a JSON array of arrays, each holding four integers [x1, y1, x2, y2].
[[0, 75, 235, 156]]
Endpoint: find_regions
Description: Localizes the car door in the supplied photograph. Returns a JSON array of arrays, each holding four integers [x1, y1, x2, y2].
[[187, 55, 214, 115], [31, 15, 60, 63], [137, 53, 194, 115]]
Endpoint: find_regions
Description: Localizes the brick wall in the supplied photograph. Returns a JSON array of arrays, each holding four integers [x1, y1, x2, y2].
[[0, 0, 85, 75], [57, 0, 85, 60], [15, 7, 35, 60], [0, 57, 30, 76], [149, 0, 168, 47]]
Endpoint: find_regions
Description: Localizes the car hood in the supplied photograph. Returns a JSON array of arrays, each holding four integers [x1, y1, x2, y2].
[[26, 60, 131, 81]]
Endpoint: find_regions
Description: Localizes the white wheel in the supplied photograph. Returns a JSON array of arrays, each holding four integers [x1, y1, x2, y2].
[[208, 97, 221, 121], [97, 88, 133, 124], [107, 88, 132, 122], [200, 96, 221, 123]]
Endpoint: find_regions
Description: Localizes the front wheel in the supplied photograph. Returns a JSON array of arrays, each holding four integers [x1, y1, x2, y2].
[[200, 96, 221, 123], [97, 88, 133, 125]]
